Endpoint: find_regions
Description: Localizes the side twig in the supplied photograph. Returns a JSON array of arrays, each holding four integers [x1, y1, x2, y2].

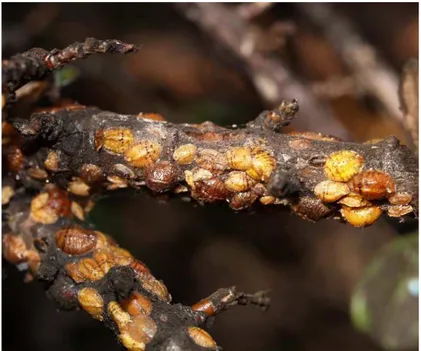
[[399, 58, 419, 152], [2, 38, 138, 107], [297, 4, 403, 134]]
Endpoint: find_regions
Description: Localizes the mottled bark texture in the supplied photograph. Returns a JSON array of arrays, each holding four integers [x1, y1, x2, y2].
[[2, 184, 269, 351]]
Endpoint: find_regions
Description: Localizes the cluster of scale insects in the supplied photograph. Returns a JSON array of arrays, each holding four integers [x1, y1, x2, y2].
[[315, 149, 413, 226], [47, 118, 414, 227], [2, 184, 236, 350]]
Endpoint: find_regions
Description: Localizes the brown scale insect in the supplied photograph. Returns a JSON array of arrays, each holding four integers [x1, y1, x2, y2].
[[144, 161, 181, 193], [106, 175, 129, 190], [324, 150, 364, 182], [314, 180, 350, 203], [350, 170, 396, 200], [66, 258, 105, 283], [338, 193, 371, 208], [68, 177, 91, 197], [78, 287, 104, 321], [79, 164, 104, 184], [308, 155, 327, 168], [224, 171, 255, 193], [56, 227, 97, 255], [5, 145, 24, 171], [143, 277, 171, 302], [109, 163, 136, 180], [291, 196, 332, 221], [196, 148, 228, 171], [229, 191, 258, 210], [387, 205, 414, 218], [129, 260, 151, 276], [192, 176, 231, 202], [129, 266, 171, 301], [388, 192, 413, 205], [130, 261, 171, 302], [173, 144, 197, 165], [124, 140, 162, 168], [188, 327, 217, 349], [340, 205, 383, 227], [121, 291, 153, 317]]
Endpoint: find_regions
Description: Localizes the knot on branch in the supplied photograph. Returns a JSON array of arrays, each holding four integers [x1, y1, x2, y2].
[[247, 99, 299, 132]]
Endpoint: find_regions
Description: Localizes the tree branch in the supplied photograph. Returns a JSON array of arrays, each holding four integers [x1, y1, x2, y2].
[[6, 100, 418, 227], [2, 183, 269, 351], [2, 38, 138, 107], [399, 58, 419, 152]]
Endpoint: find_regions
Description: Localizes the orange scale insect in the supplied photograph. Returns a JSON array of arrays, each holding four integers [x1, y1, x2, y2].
[[119, 315, 157, 350], [2, 234, 28, 264], [93, 248, 116, 274], [110, 246, 133, 266], [66, 258, 105, 283], [108, 301, 132, 330], [78, 287, 104, 321], [121, 291, 153, 317], [188, 327, 217, 349]]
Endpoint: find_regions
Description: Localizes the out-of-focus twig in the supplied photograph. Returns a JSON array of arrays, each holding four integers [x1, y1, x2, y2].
[[311, 76, 357, 99], [399, 58, 418, 152], [175, 3, 351, 140], [236, 2, 274, 20], [297, 4, 402, 132]]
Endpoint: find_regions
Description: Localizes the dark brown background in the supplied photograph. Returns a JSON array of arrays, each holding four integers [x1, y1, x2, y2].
[[2, 3, 418, 351]]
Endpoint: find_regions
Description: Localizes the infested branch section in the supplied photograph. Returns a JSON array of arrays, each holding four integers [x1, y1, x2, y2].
[[7, 101, 418, 227], [2, 184, 269, 351]]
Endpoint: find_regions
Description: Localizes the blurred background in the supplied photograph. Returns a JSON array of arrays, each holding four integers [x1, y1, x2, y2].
[[2, 3, 418, 351]]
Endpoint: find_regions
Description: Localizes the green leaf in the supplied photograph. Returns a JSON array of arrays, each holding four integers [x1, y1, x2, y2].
[[350, 234, 418, 350]]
